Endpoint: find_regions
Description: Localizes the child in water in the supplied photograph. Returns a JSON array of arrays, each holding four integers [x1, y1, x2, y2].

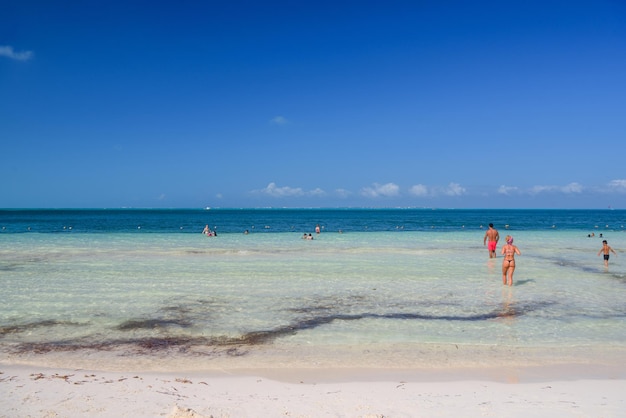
[[597, 240, 617, 267]]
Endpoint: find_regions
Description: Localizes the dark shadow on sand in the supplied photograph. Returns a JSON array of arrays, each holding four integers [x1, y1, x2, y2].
[[513, 279, 535, 286]]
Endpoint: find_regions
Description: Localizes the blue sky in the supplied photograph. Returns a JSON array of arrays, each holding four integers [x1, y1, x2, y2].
[[2, 1, 625, 209]]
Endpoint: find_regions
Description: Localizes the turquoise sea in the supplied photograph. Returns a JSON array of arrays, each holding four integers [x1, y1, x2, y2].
[[1, 209, 625, 371]]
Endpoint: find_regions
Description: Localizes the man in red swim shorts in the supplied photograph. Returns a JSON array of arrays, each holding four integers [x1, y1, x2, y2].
[[483, 223, 500, 259]]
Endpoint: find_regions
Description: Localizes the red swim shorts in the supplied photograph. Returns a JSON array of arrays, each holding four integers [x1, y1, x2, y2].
[[488, 241, 497, 251]]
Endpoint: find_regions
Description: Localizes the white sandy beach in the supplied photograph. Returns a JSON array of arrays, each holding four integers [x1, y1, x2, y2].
[[2, 363, 625, 418]]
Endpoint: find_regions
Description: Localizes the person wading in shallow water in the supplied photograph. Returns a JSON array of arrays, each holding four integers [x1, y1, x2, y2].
[[597, 240, 616, 268], [483, 223, 500, 258], [501, 235, 521, 286]]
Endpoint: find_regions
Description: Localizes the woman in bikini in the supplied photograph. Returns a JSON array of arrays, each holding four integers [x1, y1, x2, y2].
[[501, 235, 521, 286]]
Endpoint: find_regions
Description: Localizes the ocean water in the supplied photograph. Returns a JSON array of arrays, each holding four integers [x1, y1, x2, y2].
[[1, 209, 625, 371]]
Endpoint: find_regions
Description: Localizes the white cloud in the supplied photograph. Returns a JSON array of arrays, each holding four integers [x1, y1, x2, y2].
[[527, 183, 584, 195], [335, 188, 351, 198], [361, 182, 400, 198], [529, 185, 557, 195], [251, 180, 621, 202], [0, 45, 34, 61], [258, 182, 304, 197], [497, 185, 519, 195], [443, 182, 466, 196], [270, 116, 288, 125], [253, 182, 327, 198], [408, 182, 465, 197], [409, 184, 429, 196], [608, 179, 626, 192], [309, 188, 326, 197], [561, 182, 583, 193]]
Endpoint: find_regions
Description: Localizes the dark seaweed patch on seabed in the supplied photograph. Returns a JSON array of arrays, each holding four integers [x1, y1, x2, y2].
[[540, 254, 626, 282], [247, 300, 555, 342], [6, 301, 555, 356], [114, 297, 225, 331], [0, 263, 20, 271], [0, 320, 83, 337], [537, 254, 608, 275], [116, 318, 193, 330], [611, 273, 626, 283], [10, 333, 264, 356]]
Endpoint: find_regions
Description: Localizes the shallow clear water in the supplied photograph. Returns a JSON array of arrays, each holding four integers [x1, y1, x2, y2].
[[1, 209, 625, 369]]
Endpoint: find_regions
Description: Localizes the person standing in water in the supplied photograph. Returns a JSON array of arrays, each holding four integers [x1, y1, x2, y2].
[[483, 223, 500, 258], [597, 240, 617, 267], [501, 235, 521, 286]]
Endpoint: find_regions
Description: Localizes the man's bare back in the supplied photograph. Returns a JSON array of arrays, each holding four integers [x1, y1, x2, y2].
[[483, 223, 500, 258]]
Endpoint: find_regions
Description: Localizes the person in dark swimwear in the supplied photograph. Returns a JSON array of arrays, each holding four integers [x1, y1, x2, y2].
[[501, 235, 521, 286], [597, 240, 616, 267]]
